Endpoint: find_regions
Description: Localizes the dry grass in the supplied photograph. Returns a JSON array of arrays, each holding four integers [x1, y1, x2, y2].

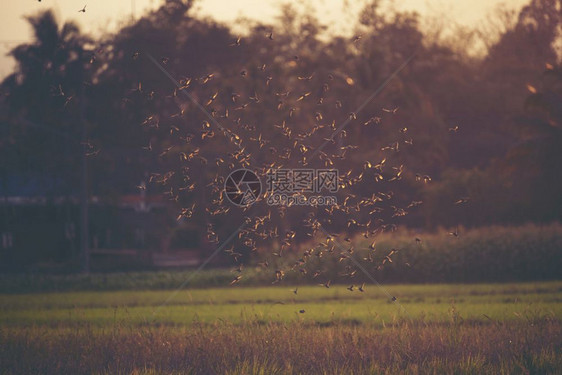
[[1, 319, 560, 374]]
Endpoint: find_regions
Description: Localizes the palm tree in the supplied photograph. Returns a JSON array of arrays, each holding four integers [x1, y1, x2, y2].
[[0, 11, 93, 271], [1, 10, 92, 196]]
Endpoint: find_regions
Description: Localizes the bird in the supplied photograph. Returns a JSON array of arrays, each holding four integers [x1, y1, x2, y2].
[[53, 84, 64, 97], [382, 107, 399, 114], [454, 197, 470, 205], [78, 4, 87, 12], [449, 226, 460, 238], [85, 149, 100, 157], [364, 117, 381, 126], [526, 84, 537, 94], [63, 96, 73, 107], [229, 36, 241, 47], [159, 146, 173, 157], [296, 92, 311, 101], [298, 74, 313, 80], [234, 264, 243, 273]]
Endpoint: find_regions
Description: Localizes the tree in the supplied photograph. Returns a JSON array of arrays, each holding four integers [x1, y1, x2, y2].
[[1, 10, 93, 198]]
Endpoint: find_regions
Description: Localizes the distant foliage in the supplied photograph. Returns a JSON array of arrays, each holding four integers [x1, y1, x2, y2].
[[0, 223, 560, 292], [1, 0, 561, 274], [272, 222, 562, 284]]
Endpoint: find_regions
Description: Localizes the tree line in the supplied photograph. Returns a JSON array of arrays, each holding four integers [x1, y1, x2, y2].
[[0, 0, 560, 258]]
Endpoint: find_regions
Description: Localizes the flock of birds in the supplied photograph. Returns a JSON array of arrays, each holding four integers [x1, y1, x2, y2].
[[46, 3, 467, 302], [131, 34, 467, 300]]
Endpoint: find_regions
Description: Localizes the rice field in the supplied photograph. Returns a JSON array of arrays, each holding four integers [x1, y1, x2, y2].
[[1, 281, 561, 374]]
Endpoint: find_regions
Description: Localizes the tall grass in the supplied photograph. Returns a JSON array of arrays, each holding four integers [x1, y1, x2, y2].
[[328, 222, 562, 283], [0, 320, 560, 374]]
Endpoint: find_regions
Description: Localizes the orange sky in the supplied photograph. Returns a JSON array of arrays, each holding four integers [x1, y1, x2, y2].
[[0, 0, 529, 78]]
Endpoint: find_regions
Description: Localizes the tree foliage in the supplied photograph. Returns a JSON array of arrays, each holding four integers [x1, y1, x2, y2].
[[1, 0, 561, 263]]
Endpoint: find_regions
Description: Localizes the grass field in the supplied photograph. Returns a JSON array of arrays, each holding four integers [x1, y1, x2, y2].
[[1, 281, 561, 374]]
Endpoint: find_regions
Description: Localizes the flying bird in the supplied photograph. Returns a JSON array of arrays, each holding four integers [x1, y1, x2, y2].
[[382, 107, 399, 114], [449, 226, 460, 238], [229, 36, 241, 46]]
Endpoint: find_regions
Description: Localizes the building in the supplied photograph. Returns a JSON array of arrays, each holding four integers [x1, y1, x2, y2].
[[0, 190, 219, 272]]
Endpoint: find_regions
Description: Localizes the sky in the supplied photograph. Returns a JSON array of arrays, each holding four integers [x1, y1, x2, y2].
[[0, 0, 529, 78]]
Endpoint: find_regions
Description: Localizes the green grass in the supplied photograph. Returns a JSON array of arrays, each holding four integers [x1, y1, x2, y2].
[[1, 282, 561, 374], [1, 281, 561, 327]]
